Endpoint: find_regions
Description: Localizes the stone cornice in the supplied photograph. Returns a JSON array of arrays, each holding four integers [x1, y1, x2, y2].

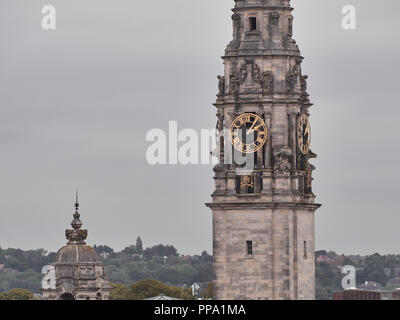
[[206, 201, 321, 211], [214, 97, 305, 106], [53, 262, 104, 266], [223, 52, 302, 60], [233, 6, 293, 13]]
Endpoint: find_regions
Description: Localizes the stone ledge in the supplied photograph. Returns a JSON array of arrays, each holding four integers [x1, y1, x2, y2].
[[206, 201, 321, 211]]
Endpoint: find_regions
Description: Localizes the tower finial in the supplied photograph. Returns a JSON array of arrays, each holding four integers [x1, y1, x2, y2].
[[71, 190, 82, 230], [66, 189, 87, 244], [75, 189, 79, 212]]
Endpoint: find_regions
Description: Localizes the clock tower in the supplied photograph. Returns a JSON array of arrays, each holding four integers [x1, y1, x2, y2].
[[206, 0, 321, 300]]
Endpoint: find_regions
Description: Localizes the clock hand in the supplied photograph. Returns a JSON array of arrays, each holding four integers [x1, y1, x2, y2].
[[247, 119, 258, 135], [304, 124, 310, 136]]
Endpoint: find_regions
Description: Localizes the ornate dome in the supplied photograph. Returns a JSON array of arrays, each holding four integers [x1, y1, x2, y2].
[[41, 193, 112, 301], [55, 244, 99, 263]]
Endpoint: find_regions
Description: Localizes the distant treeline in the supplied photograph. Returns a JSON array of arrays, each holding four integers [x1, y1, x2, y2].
[[0, 237, 212, 293], [1, 240, 400, 300]]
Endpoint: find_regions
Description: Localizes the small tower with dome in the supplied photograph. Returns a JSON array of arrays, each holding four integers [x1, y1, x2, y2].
[[42, 194, 112, 300]]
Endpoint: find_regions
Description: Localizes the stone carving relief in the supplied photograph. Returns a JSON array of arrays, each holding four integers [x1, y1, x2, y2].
[[65, 229, 87, 244], [251, 63, 261, 84], [254, 70, 274, 95], [230, 59, 274, 96], [239, 62, 248, 82], [273, 147, 292, 174], [229, 72, 241, 96], [79, 266, 95, 277], [59, 280, 75, 295], [230, 61, 249, 96], [270, 12, 281, 26], [286, 60, 301, 92]]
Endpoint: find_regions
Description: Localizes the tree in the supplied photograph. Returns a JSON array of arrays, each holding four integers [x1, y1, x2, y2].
[[327, 251, 337, 259], [315, 283, 330, 300], [315, 261, 342, 300], [315, 250, 327, 258], [342, 258, 354, 266], [136, 237, 143, 254], [357, 253, 389, 286], [143, 245, 178, 258], [201, 282, 213, 300], [0, 289, 37, 300], [93, 245, 114, 254], [0, 247, 4, 264], [122, 245, 137, 255], [129, 279, 193, 300], [109, 283, 131, 300]]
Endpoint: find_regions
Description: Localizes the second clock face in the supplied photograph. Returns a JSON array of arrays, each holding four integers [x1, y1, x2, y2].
[[297, 114, 311, 155], [230, 113, 268, 154]]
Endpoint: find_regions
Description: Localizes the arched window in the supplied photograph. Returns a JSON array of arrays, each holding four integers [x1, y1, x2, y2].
[[59, 293, 75, 300]]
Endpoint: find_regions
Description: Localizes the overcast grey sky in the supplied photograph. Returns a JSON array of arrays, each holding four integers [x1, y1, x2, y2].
[[0, 0, 399, 255]]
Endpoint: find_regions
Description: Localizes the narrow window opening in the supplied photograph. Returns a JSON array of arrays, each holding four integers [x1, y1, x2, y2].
[[303, 241, 307, 259], [288, 18, 293, 37], [247, 241, 253, 255], [249, 17, 257, 31]]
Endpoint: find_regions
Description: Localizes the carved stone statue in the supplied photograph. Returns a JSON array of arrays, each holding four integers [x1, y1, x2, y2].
[[239, 62, 248, 83], [230, 72, 241, 96], [297, 149, 317, 192], [273, 147, 292, 174], [300, 74, 309, 100], [262, 71, 274, 95], [286, 62, 301, 92], [252, 63, 262, 84]]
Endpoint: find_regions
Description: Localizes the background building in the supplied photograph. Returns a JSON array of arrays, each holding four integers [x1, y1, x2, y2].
[[333, 289, 400, 301], [42, 197, 111, 300]]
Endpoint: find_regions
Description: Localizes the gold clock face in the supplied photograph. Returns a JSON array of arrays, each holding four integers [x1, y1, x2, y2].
[[297, 114, 311, 155], [230, 113, 268, 154]]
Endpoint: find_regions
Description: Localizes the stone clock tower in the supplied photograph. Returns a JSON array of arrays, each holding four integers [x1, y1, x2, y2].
[[206, 0, 321, 300]]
